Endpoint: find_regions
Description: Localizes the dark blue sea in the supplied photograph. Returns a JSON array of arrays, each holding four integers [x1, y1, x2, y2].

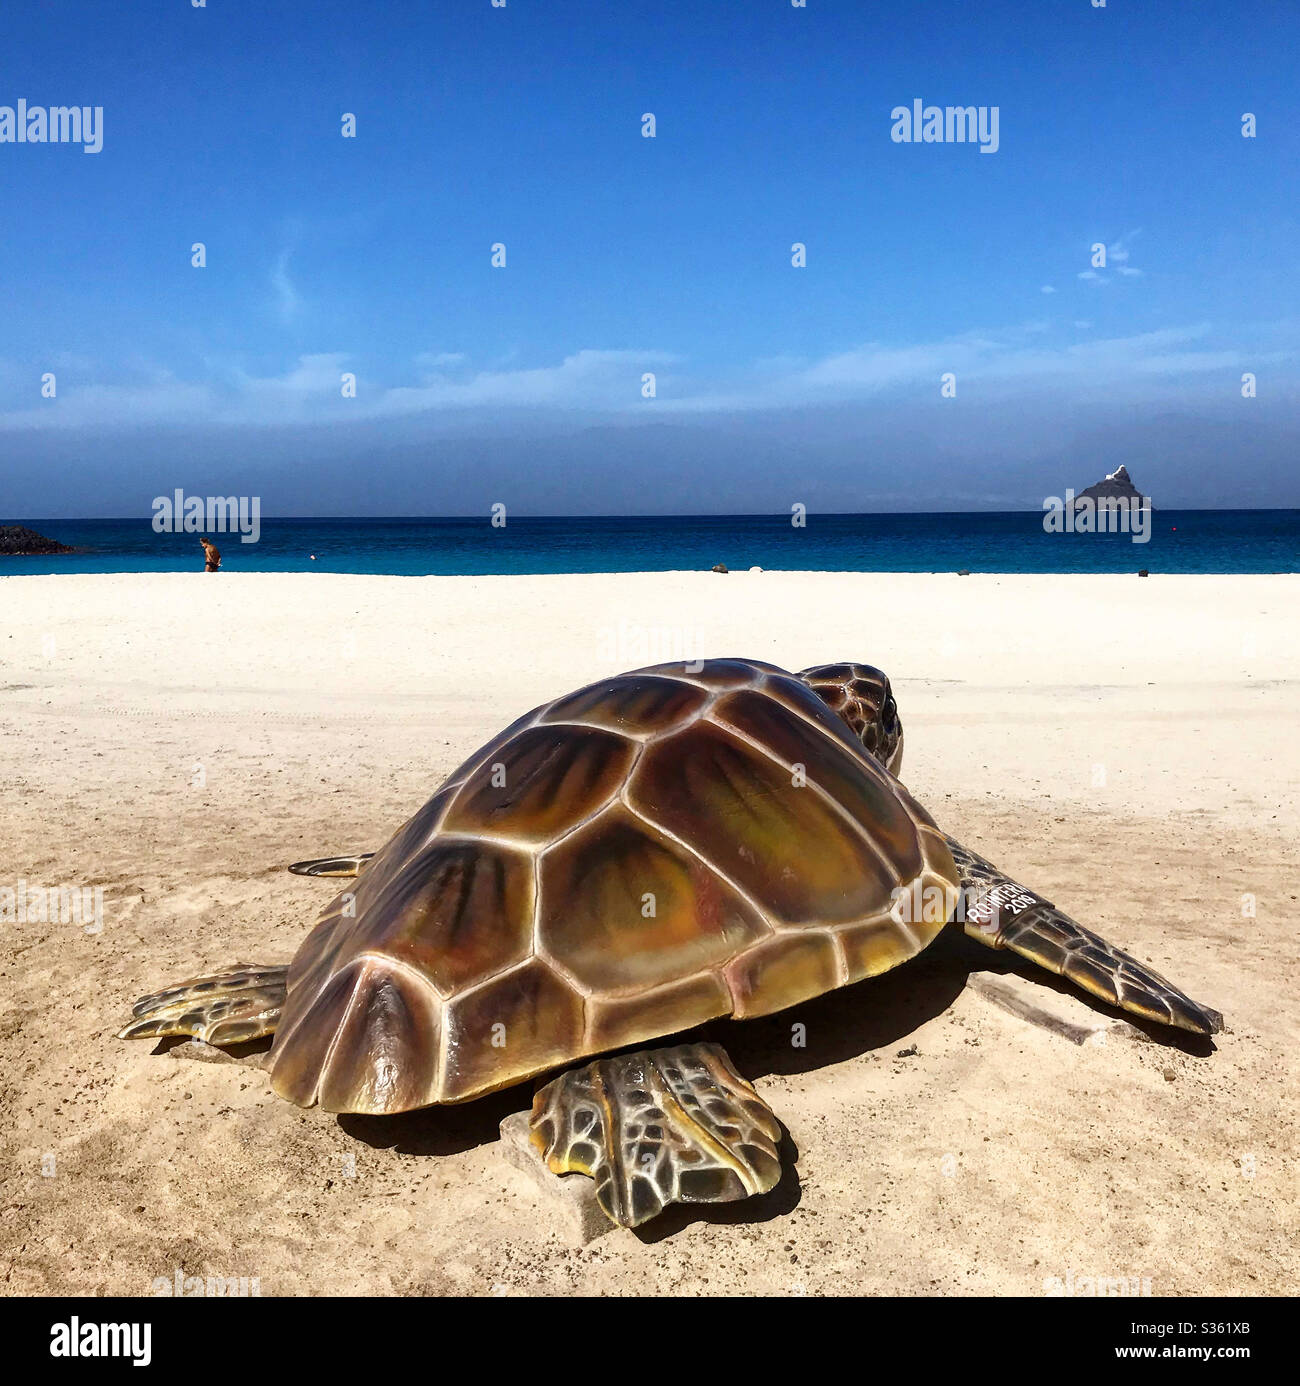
[[4, 512, 1298, 575]]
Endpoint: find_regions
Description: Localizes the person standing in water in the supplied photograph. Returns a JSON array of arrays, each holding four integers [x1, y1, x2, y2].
[[200, 537, 222, 572]]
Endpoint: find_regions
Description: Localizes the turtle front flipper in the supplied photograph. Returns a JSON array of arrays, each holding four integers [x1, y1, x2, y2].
[[528, 1042, 783, 1229], [944, 837, 1223, 1036], [287, 853, 374, 877], [118, 964, 288, 1044]]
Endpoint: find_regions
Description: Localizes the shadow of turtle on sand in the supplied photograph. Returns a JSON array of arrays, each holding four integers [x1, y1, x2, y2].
[[150, 1033, 272, 1063], [331, 951, 965, 1167], [936, 926, 1223, 1058], [704, 945, 970, 1084], [317, 927, 1217, 1236], [338, 1083, 528, 1157]]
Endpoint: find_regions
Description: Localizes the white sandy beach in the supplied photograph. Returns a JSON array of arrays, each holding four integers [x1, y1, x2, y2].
[[1, 570, 1297, 1295]]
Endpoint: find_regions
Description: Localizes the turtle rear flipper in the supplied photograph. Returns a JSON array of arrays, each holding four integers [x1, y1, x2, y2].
[[946, 838, 1223, 1036], [528, 1042, 783, 1229], [994, 904, 1223, 1034], [288, 853, 373, 878], [118, 964, 288, 1044]]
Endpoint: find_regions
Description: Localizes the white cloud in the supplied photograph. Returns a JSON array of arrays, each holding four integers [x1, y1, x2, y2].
[[415, 351, 466, 371], [0, 322, 1291, 432], [1078, 231, 1143, 285], [375, 349, 678, 414], [1107, 231, 1141, 263], [271, 248, 301, 323]]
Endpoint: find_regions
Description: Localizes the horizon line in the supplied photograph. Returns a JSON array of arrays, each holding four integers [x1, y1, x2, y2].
[[10, 506, 1300, 524]]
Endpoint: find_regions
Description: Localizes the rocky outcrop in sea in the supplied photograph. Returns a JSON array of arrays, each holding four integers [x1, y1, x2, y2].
[[1073, 465, 1150, 507], [0, 525, 75, 556]]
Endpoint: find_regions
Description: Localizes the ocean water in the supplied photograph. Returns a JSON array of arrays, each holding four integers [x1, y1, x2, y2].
[[4, 512, 1298, 576]]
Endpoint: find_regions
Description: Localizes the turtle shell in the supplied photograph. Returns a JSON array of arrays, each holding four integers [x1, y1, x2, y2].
[[268, 659, 959, 1114]]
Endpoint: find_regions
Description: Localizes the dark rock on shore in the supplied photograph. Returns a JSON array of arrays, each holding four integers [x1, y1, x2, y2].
[[0, 525, 75, 556]]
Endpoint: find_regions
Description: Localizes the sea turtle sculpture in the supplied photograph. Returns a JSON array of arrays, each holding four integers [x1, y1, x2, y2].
[[120, 659, 1222, 1228]]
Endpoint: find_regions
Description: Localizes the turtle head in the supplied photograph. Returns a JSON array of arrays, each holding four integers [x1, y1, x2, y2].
[[796, 663, 904, 776]]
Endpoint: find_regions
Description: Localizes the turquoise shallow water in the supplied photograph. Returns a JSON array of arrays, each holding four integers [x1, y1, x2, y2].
[[3, 512, 1298, 575]]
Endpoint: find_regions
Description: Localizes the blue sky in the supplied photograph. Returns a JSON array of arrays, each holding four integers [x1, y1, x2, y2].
[[1, 0, 1296, 515]]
